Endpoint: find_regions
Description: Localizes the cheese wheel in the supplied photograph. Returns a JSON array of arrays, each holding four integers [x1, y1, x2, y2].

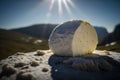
[[48, 20, 98, 56]]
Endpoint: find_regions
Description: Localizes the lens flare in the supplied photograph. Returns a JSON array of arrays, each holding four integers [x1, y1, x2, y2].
[[58, 0, 63, 16], [63, 0, 72, 14], [49, 0, 55, 12], [48, 0, 75, 16], [67, 0, 76, 8]]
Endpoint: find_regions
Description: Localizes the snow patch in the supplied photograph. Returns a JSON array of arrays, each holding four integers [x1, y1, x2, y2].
[[34, 40, 42, 44]]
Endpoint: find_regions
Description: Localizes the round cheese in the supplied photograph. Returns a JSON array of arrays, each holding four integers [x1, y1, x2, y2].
[[48, 20, 98, 56]]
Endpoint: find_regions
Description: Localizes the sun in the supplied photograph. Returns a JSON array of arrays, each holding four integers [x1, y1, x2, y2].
[[48, 0, 75, 16]]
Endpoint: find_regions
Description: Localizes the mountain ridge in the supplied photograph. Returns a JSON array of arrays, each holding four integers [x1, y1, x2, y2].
[[11, 24, 57, 39], [101, 24, 120, 45], [11, 24, 108, 44]]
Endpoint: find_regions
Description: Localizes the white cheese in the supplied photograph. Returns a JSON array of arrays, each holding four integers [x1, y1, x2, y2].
[[49, 20, 98, 56]]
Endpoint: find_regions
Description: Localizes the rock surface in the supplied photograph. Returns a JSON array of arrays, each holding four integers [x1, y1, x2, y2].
[[0, 50, 120, 80]]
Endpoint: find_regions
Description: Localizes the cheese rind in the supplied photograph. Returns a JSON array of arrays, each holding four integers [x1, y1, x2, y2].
[[48, 20, 98, 56]]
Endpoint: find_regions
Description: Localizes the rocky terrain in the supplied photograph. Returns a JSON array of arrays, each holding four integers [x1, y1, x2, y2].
[[0, 50, 120, 80]]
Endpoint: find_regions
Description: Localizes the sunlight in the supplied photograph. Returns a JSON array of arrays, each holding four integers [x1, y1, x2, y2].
[[48, 0, 75, 16], [58, 0, 63, 16], [67, 0, 76, 8], [63, 0, 72, 14], [49, 0, 55, 12]]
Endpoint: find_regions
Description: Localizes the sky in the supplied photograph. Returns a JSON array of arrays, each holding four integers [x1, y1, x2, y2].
[[0, 0, 120, 32]]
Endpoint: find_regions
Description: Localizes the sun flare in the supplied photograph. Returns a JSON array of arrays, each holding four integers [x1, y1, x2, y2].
[[48, 0, 75, 16]]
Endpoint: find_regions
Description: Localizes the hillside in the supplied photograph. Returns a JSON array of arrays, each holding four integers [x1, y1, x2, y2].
[[12, 24, 108, 44], [97, 43, 120, 52], [97, 24, 120, 52], [0, 29, 49, 60], [12, 24, 57, 39], [0, 24, 112, 60], [101, 24, 120, 45]]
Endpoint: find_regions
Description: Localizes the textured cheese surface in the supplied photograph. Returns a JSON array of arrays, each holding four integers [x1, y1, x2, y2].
[[72, 22, 98, 56], [49, 20, 98, 56]]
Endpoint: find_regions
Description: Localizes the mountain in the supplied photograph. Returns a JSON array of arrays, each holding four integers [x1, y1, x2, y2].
[[101, 24, 120, 45], [0, 29, 49, 60], [12, 24, 108, 44], [97, 24, 120, 52], [12, 24, 57, 39], [94, 26, 109, 43]]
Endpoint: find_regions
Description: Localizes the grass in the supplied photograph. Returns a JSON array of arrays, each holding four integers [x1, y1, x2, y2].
[[0, 29, 120, 60], [0, 29, 49, 60], [97, 43, 120, 52]]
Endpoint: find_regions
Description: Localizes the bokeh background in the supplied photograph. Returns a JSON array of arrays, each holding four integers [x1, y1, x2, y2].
[[0, 0, 120, 60]]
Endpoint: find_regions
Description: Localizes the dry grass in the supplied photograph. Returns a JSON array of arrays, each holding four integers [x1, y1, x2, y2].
[[97, 43, 120, 52], [0, 29, 49, 60]]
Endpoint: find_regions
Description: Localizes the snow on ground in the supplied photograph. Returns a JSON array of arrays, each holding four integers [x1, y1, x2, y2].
[[0, 50, 120, 80], [105, 42, 117, 46], [34, 40, 42, 44]]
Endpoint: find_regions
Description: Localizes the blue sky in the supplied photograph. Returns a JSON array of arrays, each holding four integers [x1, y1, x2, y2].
[[0, 0, 120, 32]]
